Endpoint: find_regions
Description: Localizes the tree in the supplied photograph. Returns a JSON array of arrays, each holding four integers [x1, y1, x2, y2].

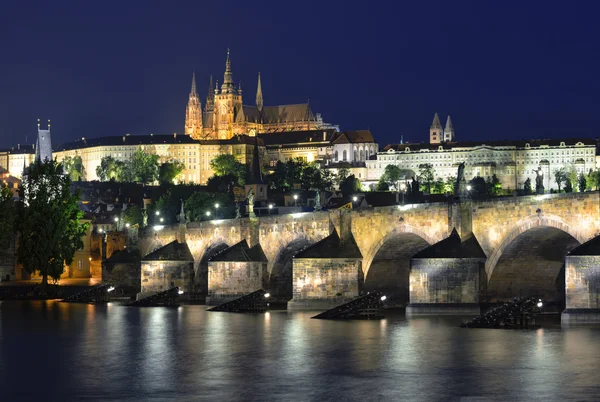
[[185, 191, 230, 221], [210, 154, 246, 185], [578, 172, 587, 192], [339, 174, 362, 195], [0, 183, 16, 249], [418, 164, 435, 193], [159, 161, 185, 184], [206, 174, 238, 194], [131, 148, 160, 184], [444, 176, 456, 195], [96, 156, 123, 182], [17, 160, 88, 285], [375, 177, 389, 191], [554, 168, 567, 192], [468, 176, 489, 198], [123, 205, 144, 227], [380, 165, 402, 190], [62, 156, 85, 182], [488, 174, 502, 195], [567, 167, 578, 192], [564, 179, 573, 193], [335, 167, 350, 188], [523, 178, 532, 195], [432, 178, 445, 194], [587, 170, 600, 191]]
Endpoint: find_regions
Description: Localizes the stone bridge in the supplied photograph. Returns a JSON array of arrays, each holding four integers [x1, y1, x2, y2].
[[139, 192, 600, 321]]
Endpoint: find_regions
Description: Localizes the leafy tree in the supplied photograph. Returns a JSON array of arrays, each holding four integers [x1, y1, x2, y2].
[[418, 163, 435, 193], [131, 148, 160, 184], [96, 156, 123, 182], [335, 167, 350, 188], [159, 161, 185, 184], [0, 183, 16, 249], [185, 192, 230, 221], [554, 168, 567, 192], [340, 174, 362, 195], [210, 154, 246, 185], [488, 174, 502, 195], [578, 172, 587, 192], [567, 167, 578, 192], [17, 160, 88, 285], [381, 165, 402, 190], [123, 205, 144, 227], [468, 176, 489, 198], [375, 177, 389, 191], [62, 156, 85, 182], [586, 170, 600, 191], [300, 163, 323, 190], [206, 174, 238, 194], [445, 176, 456, 195], [523, 178, 532, 195], [320, 169, 335, 191], [564, 179, 573, 193], [432, 178, 445, 194]]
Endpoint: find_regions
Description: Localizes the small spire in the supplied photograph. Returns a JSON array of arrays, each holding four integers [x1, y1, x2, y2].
[[214, 80, 219, 95], [221, 49, 235, 93], [190, 72, 197, 96], [238, 81, 242, 94], [430, 113, 442, 129], [205, 75, 214, 112], [445, 114, 453, 131], [256, 72, 263, 111]]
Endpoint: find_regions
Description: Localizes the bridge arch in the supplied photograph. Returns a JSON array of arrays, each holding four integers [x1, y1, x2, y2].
[[485, 214, 584, 307], [268, 236, 314, 301], [195, 240, 230, 296], [363, 224, 434, 307]]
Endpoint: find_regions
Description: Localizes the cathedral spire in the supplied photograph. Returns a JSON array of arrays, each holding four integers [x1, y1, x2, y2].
[[205, 75, 214, 112], [430, 112, 442, 129], [256, 72, 263, 112], [190, 71, 197, 96], [185, 72, 202, 139], [444, 114, 455, 142], [221, 49, 236, 94]]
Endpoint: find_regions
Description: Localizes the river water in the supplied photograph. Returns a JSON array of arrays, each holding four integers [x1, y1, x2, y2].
[[1, 301, 599, 401]]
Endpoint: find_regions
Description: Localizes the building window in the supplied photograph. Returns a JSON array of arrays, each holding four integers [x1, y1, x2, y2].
[[334, 151, 338, 161], [343, 150, 347, 161]]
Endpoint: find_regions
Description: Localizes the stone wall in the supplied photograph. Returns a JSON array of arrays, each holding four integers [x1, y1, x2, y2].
[[141, 260, 194, 295], [292, 258, 363, 303], [207, 261, 268, 304], [103, 262, 141, 295], [565, 255, 600, 309], [409, 258, 486, 304]]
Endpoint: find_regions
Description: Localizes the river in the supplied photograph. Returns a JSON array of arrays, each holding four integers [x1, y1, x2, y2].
[[0, 301, 599, 401]]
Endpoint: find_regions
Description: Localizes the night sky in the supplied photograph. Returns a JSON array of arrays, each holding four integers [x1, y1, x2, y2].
[[1, 0, 599, 150]]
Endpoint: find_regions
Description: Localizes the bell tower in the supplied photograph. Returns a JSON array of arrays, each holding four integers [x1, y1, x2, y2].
[[429, 113, 442, 144], [214, 49, 242, 139], [185, 72, 203, 139]]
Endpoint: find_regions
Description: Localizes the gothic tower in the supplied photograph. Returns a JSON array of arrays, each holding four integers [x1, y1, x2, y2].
[[443, 115, 455, 142], [429, 113, 443, 144], [204, 75, 214, 113], [185, 72, 203, 139], [256, 72, 263, 113], [35, 118, 53, 162], [213, 49, 243, 139]]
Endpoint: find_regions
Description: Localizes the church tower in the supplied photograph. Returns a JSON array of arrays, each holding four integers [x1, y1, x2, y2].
[[185, 72, 203, 139], [429, 113, 443, 144], [204, 75, 214, 113], [35, 119, 53, 162], [443, 115, 455, 142], [256, 72, 263, 113], [213, 49, 243, 139]]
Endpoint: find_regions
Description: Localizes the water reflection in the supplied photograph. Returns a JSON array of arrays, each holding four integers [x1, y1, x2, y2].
[[0, 302, 599, 401]]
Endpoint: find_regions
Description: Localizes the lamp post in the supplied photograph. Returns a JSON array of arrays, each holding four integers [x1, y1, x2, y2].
[[293, 194, 298, 207], [268, 203, 273, 216], [205, 211, 211, 220], [400, 182, 406, 205], [214, 202, 220, 218]]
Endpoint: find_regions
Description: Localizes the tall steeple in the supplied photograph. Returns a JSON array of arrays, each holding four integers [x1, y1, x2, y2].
[[256, 72, 263, 112], [221, 49, 236, 94], [185, 72, 202, 139], [429, 113, 442, 144], [443, 114, 455, 142], [205, 75, 214, 112]]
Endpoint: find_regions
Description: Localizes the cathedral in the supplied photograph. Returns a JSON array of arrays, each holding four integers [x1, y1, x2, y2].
[[185, 50, 334, 140]]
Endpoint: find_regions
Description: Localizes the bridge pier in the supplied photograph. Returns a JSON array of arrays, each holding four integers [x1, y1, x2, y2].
[[406, 229, 487, 315], [561, 238, 600, 325]]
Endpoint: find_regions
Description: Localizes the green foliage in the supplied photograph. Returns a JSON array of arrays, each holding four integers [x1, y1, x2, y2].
[[0, 183, 16, 248], [567, 167, 578, 192], [96, 156, 123, 182], [62, 156, 85, 182], [488, 174, 502, 195], [206, 174, 238, 194], [381, 165, 402, 190], [554, 168, 567, 192], [335, 167, 350, 188], [185, 192, 231, 221], [523, 178, 532, 194], [340, 174, 362, 195], [123, 205, 144, 226], [587, 170, 600, 191], [418, 163, 435, 193], [468, 176, 489, 198], [210, 154, 246, 185], [445, 176, 456, 195], [375, 177, 389, 191], [268, 158, 333, 192], [578, 172, 587, 192], [159, 161, 185, 184], [564, 179, 573, 193], [17, 160, 89, 285], [432, 178, 445, 194], [131, 148, 160, 184]]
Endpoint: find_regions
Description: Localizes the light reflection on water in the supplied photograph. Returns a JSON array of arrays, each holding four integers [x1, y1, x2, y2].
[[0, 301, 599, 401]]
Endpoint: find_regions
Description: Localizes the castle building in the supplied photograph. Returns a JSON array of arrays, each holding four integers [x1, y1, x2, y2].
[[365, 113, 597, 191], [184, 50, 335, 140]]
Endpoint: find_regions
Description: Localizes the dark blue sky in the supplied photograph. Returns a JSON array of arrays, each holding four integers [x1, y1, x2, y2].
[[1, 0, 599, 149]]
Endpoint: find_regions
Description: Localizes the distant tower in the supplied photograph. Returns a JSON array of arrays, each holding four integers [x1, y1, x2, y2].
[[443, 115, 455, 142], [429, 113, 443, 144], [214, 49, 242, 139], [35, 119, 52, 162], [185, 72, 203, 139], [204, 75, 214, 112], [256, 72, 264, 112]]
